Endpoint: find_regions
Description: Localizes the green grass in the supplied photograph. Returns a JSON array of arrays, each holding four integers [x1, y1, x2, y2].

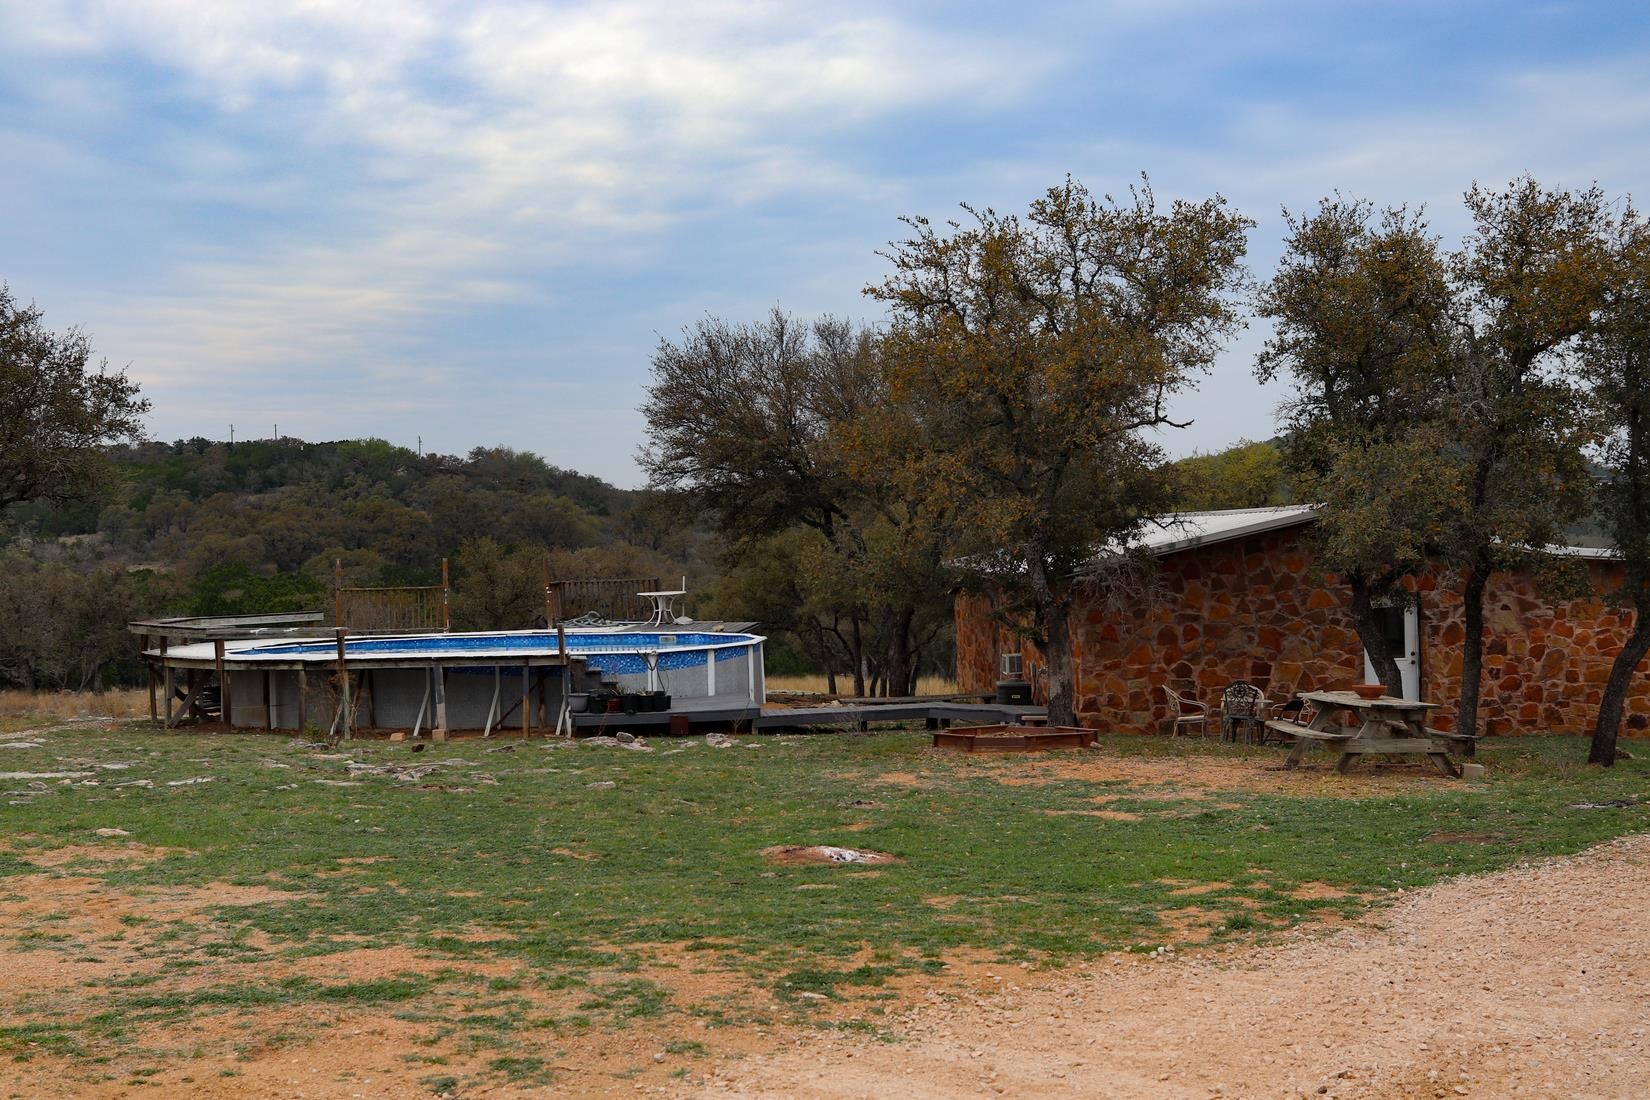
[[2, 721, 1649, 1082]]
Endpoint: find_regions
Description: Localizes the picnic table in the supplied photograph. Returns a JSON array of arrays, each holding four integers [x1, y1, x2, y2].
[[1265, 691, 1469, 777]]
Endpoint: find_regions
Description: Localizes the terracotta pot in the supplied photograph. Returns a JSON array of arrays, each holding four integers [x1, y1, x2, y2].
[[1352, 683, 1386, 700]]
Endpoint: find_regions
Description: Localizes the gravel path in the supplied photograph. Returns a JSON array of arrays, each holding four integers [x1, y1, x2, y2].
[[693, 835, 1650, 1099]]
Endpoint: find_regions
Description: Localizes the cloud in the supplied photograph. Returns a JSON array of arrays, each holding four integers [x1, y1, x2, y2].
[[10, 0, 1059, 411]]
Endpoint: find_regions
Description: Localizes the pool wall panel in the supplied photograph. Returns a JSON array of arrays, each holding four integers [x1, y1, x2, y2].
[[218, 634, 764, 732]]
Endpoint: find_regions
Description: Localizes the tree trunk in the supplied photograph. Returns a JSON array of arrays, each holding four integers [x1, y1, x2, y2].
[[849, 619, 866, 698], [1041, 596, 1077, 727], [1458, 563, 1489, 749], [1348, 575, 1402, 696], [887, 605, 916, 699], [1590, 608, 1650, 766]]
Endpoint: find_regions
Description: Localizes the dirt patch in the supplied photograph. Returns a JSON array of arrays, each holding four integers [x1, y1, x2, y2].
[[760, 845, 900, 866], [1163, 880, 1232, 896], [861, 771, 928, 788], [17, 841, 186, 867], [1000, 752, 1457, 796], [842, 749, 1458, 801], [1155, 906, 1222, 942], [551, 846, 598, 860], [1289, 881, 1356, 899], [700, 834, 1650, 1099]]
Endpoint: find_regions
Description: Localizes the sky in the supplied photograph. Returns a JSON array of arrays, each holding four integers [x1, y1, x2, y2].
[[4, 1, 1650, 487]]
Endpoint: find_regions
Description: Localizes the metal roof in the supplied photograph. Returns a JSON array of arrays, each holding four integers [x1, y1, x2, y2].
[[1133, 506, 1319, 557], [1130, 505, 1626, 562]]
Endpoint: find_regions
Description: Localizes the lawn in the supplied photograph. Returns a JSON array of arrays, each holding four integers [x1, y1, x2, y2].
[[2, 717, 1647, 1094]]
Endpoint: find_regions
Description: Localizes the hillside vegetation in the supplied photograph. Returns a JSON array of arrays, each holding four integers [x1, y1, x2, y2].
[[0, 437, 703, 690]]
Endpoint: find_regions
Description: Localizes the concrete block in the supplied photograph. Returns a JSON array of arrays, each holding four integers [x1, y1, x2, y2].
[[1461, 762, 1487, 780]]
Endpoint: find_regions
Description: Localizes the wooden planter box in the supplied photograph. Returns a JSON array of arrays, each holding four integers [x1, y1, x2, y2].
[[932, 724, 1097, 753]]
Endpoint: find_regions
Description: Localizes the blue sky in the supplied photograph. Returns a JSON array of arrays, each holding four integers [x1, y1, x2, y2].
[[3, 1, 1649, 486]]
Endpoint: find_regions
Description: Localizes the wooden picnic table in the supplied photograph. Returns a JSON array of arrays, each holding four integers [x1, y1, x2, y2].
[[1265, 691, 1468, 777]]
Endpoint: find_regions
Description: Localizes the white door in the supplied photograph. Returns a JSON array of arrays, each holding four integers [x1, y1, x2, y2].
[[1363, 603, 1420, 700]]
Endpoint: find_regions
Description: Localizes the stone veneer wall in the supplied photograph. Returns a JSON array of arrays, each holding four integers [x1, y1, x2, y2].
[[954, 524, 1650, 736]]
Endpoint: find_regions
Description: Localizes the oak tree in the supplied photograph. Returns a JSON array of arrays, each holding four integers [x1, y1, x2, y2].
[[1255, 199, 1458, 694], [1442, 180, 1612, 739], [1584, 210, 1650, 765], [642, 311, 952, 695], [1, 284, 147, 511], [873, 177, 1252, 727]]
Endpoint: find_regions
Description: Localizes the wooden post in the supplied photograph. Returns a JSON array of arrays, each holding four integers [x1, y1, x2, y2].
[[264, 670, 274, 731], [145, 634, 158, 723], [163, 662, 175, 728], [214, 640, 232, 727], [334, 558, 344, 628], [522, 662, 531, 737], [298, 668, 307, 732], [335, 628, 351, 739], [432, 662, 448, 741], [441, 558, 451, 633]]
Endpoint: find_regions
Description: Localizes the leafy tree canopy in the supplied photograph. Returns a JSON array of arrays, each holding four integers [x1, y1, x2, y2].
[[0, 284, 148, 511]]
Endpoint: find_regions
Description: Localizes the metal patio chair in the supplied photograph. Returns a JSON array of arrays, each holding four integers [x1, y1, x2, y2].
[[1163, 685, 1211, 738], [1220, 681, 1266, 744]]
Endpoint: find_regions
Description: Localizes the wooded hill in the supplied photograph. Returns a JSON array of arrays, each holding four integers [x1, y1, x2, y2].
[[0, 437, 707, 690]]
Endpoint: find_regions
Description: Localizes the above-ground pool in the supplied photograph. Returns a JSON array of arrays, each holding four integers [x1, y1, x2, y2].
[[146, 627, 767, 734]]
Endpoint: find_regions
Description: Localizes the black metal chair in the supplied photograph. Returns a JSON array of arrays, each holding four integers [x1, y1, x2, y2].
[[1220, 681, 1266, 744]]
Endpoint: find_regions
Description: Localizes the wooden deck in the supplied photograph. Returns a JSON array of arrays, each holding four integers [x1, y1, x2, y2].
[[572, 696, 1048, 734]]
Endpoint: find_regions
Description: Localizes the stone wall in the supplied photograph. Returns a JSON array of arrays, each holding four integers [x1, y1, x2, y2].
[[953, 523, 1650, 736]]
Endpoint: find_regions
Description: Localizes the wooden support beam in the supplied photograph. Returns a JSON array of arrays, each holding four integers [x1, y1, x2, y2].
[[171, 673, 203, 728], [522, 661, 531, 737], [145, 633, 158, 723], [335, 629, 351, 740], [298, 668, 308, 732], [264, 670, 274, 731], [432, 662, 447, 740], [214, 640, 231, 727]]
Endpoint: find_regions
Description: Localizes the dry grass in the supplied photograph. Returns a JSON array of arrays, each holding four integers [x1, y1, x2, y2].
[[0, 688, 149, 722], [764, 674, 960, 696]]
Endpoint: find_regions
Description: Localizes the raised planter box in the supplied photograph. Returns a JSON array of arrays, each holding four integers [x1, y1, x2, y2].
[[932, 724, 1097, 753]]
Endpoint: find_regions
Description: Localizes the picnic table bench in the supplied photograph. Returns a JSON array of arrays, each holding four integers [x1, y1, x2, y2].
[[1277, 691, 1462, 777]]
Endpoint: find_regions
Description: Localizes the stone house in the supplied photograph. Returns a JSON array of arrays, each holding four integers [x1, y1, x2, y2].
[[954, 505, 1643, 736]]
